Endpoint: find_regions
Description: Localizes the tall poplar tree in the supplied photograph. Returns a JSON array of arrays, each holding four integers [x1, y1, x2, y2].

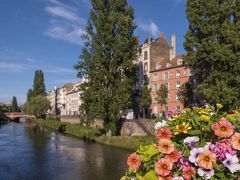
[[11, 96, 19, 112], [33, 70, 46, 96], [184, 0, 240, 110], [75, 0, 137, 134]]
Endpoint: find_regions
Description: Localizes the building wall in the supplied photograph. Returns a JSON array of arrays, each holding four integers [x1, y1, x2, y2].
[[150, 66, 191, 114]]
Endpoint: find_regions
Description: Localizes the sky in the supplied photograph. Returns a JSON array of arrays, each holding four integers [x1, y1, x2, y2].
[[0, 0, 188, 104]]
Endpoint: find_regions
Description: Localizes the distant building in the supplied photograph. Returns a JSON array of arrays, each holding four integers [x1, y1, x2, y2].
[[47, 80, 85, 116]]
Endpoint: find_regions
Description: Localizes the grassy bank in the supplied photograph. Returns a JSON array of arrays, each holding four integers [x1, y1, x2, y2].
[[34, 119, 155, 150], [95, 136, 156, 150]]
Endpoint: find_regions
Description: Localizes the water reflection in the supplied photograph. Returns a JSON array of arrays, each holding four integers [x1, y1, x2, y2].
[[0, 119, 130, 180]]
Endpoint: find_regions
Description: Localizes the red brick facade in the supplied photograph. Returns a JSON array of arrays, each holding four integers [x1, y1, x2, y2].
[[150, 56, 192, 115]]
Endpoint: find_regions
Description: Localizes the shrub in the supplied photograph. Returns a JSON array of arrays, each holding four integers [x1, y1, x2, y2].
[[122, 104, 240, 179]]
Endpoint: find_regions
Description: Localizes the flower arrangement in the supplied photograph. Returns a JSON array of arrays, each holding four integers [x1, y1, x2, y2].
[[121, 104, 240, 180]]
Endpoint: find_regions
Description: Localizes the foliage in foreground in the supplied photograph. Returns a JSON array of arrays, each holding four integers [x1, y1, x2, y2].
[[75, 0, 137, 134], [122, 104, 240, 179]]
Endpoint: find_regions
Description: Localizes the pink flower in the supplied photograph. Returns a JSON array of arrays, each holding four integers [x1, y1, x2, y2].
[[164, 150, 181, 163], [211, 118, 234, 138], [157, 128, 172, 140], [127, 153, 141, 171], [155, 158, 173, 177]]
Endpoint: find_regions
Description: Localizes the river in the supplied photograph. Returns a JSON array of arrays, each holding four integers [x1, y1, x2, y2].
[[0, 119, 130, 180]]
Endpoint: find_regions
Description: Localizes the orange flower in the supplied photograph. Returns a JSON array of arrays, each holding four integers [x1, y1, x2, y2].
[[182, 166, 195, 180], [127, 153, 141, 171], [231, 132, 240, 150], [155, 158, 173, 177], [157, 128, 172, 140], [196, 150, 216, 169], [164, 150, 181, 163], [157, 138, 175, 154], [211, 118, 234, 138], [158, 174, 173, 180]]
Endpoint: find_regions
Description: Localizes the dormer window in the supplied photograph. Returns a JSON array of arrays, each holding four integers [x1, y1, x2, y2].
[[166, 63, 171, 67], [144, 51, 148, 60], [156, 64, 161, 69], [177, 59, 183, 65]]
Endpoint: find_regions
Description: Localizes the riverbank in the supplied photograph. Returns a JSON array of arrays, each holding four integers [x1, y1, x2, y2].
[[34, 119, 156, 150]]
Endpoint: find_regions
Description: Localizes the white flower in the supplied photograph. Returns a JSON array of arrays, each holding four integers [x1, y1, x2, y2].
[[197, 168, 214, 179], [173, 176, 184, 180], [189, 147, 204, 164], [223, 154, 240, 173], [183, 136, 199, 148], [154, 120, 167, 130]]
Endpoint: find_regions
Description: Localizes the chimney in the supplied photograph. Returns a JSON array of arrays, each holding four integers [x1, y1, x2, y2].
[[170, 34, 176, 60], [135, 36, 140, 47], [148, 35, 151, 44]]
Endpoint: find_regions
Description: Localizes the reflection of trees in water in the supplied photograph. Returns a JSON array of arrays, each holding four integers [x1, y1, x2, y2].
[[25, 125, 49, 149]]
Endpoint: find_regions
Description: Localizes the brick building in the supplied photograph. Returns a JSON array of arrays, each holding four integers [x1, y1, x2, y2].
[[136, 33, 193, 116]]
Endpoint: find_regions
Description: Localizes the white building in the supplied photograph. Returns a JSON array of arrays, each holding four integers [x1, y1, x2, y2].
[[66, 82, 82, 115]]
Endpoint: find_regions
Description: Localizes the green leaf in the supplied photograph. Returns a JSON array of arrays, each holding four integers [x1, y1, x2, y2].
[[143, 170, 158, 180], [188, 130, 201, 135]]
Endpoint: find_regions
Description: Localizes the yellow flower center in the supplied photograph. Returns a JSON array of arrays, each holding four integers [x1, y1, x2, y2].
[[221, 126, 226, 131]]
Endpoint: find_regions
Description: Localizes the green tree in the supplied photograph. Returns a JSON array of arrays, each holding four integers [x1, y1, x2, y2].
[[11, 96, 19, 112], [75, 0, 137, 134], [25, 95, 50, 118], [184, 0, 240, 111], [178, 82, 194, 108], [32, 70, 46, 97], [157, 84, 168, 111], [0, 104, 9, 113], [27, 89, 34, 101], [139, 85, 152, 118]]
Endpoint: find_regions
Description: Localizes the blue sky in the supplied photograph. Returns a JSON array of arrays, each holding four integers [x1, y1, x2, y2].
[[0, 0, 187, 104]]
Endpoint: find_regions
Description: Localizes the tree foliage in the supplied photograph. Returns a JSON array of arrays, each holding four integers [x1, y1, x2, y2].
[[184, 0, 240, 111], [178, 82, 194, 107], [25, 96, 50, 118], [75, 0, 137, 134], [11, 96, 19, 112], [139, 86, 152, 109], [157, 84, 168, 109], [32, 70, 46, 97], [24, 69, 48, 117]]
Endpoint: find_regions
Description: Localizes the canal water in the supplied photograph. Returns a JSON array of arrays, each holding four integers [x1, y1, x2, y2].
[[0, 119, 130, 180]]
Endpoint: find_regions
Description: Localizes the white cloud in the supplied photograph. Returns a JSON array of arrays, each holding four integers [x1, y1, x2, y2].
[[44, 0, 86, 45], [138, 20, 160, 37], [0, 62, 26, 72], [44, 66, 75, 74], [45, 6, 80, 22]]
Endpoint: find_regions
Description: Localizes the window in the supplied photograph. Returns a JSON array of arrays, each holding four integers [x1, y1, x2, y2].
[[176, 106, 180, 111], [176, 81, 181, 89], [164, 106, 168, 112], [163, 72, 169, 79], [153, 106, 158, 114], [144, 51, 148, 60], [166, 63, 171, 67], [154, 84, 158, 92], [177, 59, 183, 65], [176, 70, 180, 77], [156, 64, 161, 69], [144, 63, 148, 72], [176, 94, 180, 102], [167, 94, 170, 102], [153, 74, 158, 81], [164, 83, 168, 90]]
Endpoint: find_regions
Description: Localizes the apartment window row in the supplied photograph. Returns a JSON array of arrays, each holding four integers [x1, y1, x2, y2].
[[153, 81, 181, 91], [152, 70, 183, 81], [152, 93, 180, 103]]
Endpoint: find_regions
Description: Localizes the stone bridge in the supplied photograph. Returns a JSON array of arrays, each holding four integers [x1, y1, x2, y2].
[[3, 112, 35, 121]]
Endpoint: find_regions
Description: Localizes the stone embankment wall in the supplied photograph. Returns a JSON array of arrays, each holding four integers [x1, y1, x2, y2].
[[60, 116, 104, 129], [120, 119, 155, 136], [60, 115, 155, 136]]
